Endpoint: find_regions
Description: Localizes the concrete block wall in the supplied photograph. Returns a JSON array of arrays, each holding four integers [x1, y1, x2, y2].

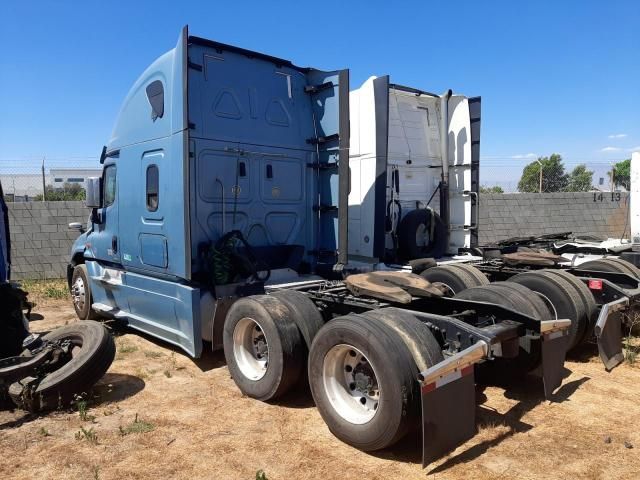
[[4, 194, 630, 279], [7, 201, 87, 280], [479, 192, 629, 245]]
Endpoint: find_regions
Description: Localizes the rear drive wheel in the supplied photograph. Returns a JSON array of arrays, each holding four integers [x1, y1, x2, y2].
[[544, 269, 598, 342], [420, 264, 488, 295], [8, 321, 115, 411], [577, 257, 640, 279], [271, 290, 324, 349], [71, 265, 100, 320], [455, 283, 548, 375], [510, 271, 586, 350], [223, 295, 304, 401], [308, 314, 417, 451]]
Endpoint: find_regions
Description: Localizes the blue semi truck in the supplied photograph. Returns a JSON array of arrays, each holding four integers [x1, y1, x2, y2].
[[67, 27, 574, 464]]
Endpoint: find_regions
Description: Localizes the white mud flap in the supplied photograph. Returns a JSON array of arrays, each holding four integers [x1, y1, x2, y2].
[[595, 298, 628, 371], [419, 341, 487, 467]]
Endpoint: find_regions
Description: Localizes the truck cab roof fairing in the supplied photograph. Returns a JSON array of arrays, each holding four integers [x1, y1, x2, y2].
[[108, 30, 187, 151]]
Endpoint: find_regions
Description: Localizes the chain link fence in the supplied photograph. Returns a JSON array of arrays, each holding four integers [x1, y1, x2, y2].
[[0, 158, 101, 202]]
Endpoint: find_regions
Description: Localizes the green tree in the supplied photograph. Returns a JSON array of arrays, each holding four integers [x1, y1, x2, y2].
[[609, 158, 631, 190], [480, 185, 504, 194], [34, 183, 86, 201], [517, 154, 568, 192], [565, 164, 594, 192]]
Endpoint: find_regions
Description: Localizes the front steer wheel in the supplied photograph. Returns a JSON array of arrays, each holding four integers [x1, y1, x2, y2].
[[71, 264, 100, 320]]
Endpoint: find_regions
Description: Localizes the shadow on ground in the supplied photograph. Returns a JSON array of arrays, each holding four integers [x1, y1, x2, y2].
[[426, 375, 590, 474], [0, 373, 146, 431], [92, 372, 146, 404]]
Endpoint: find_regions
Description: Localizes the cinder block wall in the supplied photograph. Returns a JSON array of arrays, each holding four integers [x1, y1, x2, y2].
[[7, 201, 87, 280], [4, 194, 630, 279], [479, 192, 629, 245]]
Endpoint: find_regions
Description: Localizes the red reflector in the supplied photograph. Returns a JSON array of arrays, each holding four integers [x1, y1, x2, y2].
[[588, 279, 603, 290]]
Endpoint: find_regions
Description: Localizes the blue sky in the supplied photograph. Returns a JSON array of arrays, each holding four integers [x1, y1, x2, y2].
[[1, 0, 638, 183]]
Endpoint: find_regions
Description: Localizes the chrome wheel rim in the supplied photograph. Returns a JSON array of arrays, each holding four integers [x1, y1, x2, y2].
[[72, 277, 86, 311], [322, 344, 380, 424], [233, 317, 269, 380]]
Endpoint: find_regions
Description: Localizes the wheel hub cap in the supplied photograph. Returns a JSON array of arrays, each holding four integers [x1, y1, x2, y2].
[[72, 277, 85, 310], [323, 345, 380, 424], [233, 317, 269, 381]]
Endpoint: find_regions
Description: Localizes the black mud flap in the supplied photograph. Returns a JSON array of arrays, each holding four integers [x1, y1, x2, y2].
[[541, 330, 569, 399], [421, 365, 476, 467], [597, 311, 624, 371]]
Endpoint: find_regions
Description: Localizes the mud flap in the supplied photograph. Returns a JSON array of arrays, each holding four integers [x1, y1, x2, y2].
[[594, 297, 628, 371], [421, 365, 476, 467], [541, 330, 569, 398], [596, 311, 624, 371]]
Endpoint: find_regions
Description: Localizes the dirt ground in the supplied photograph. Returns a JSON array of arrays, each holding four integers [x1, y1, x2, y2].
[[2, 296, 639, 480]]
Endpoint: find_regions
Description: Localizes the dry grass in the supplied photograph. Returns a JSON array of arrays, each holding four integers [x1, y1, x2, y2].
[[19, 278, 69, 308], [1, 299, 639, 480]]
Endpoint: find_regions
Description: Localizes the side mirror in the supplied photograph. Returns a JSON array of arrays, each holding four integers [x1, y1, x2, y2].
[[85, 177, 102, 208], [68, 222, 85, 233]]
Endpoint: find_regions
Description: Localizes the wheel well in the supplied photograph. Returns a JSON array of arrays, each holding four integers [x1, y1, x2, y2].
[[67, 253, 85, 289]]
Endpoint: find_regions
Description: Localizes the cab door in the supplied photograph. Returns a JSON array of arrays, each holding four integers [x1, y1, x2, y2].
[[88, 163, 120, 265]]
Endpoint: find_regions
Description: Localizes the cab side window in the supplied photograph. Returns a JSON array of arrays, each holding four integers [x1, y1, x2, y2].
[[146, 165, 159, 211], [103, 165, 117, 207]]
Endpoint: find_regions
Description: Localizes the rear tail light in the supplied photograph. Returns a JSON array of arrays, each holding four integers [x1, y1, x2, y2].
[[588, 279, 603, 290]]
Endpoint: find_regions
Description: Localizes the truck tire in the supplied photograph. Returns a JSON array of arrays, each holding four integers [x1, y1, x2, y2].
[[420, 264, 488, 295], [488, 282, 555, 321], [510, 271, 586, 350], [308, 313, 418, 451], [451, 263, 490, 287], [360, 308, 444, 374], [397, 209, 447, 261], [71, 264, 100, 320], [544, 269, 598, 342], [223, 295, 304, 401], [8, 321, 115, 412], [455, 283, 547, 375], [271, 290, 324, 349], [577, 257, 640, 279]]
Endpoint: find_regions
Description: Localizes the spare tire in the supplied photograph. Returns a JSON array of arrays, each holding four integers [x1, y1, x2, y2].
[[397, 209, 447, 261], [9, 321, 115, 412]]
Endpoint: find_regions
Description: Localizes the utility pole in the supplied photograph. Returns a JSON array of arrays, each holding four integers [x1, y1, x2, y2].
[[536, 159, 543, 193], [610, 163, 615, 192], [41, 157, 46, 201]]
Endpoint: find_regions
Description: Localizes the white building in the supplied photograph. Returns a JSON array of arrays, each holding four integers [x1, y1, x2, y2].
[[1, 167, 101, 200]]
